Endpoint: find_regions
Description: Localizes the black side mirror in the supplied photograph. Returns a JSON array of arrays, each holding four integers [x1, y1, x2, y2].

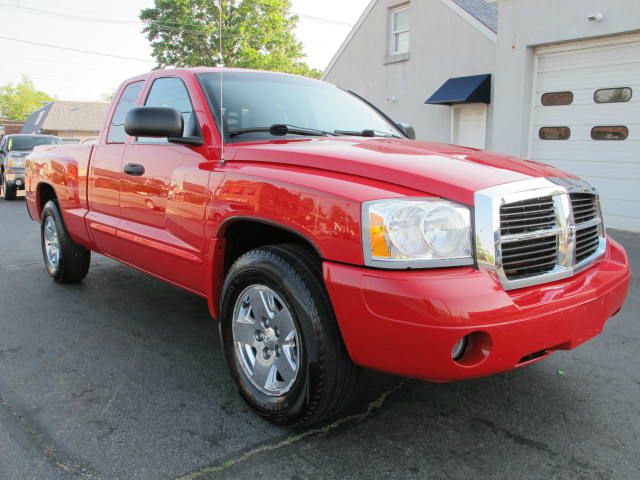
[[396, 122, 416, 140], [125, 107, 184, 138]]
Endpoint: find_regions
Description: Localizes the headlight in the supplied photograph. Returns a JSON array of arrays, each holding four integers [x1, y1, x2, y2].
[[7, 156, 26, 168], [363, 198, 473, 268]]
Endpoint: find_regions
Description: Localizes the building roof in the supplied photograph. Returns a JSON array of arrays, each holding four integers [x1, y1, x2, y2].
[[22, 101, 109, 134], [452, 0, 498, 33], [323, 0, 497, 80]]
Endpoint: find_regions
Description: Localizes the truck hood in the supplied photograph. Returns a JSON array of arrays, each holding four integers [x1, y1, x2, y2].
[[227, 137, 574, 205], [7, 150, 31, 158]]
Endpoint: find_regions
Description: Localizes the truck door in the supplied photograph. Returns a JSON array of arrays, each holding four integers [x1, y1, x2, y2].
[[87, 80, 144, 253], [118, 76, 210, 294]]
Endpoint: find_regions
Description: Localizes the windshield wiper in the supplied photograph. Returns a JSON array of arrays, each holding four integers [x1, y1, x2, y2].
[[334, 129, 401, 138], [228, 124, 334, 138]]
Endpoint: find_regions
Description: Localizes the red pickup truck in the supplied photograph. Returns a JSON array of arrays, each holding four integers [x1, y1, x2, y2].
[[25, 68, 630, 426]]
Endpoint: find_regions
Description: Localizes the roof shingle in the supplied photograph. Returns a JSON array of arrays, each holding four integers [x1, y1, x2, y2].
[[452, 0, 498, 33], [22, 101, 108, 134]]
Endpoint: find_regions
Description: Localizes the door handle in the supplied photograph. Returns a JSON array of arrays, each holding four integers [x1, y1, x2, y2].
[[123, 163, 145, 176]]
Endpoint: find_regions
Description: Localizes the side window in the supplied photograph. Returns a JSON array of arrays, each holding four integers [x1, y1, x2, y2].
[[138, 77, 199, 143], [108, 81, 144, 144]]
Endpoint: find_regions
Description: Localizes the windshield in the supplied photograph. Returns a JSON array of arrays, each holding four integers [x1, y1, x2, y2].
[[197, 71, 401, 142], [7, 136, 61, 151]]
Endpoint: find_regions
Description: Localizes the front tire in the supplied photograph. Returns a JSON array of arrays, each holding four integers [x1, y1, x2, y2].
[[0, 173, 16, 200], [220, 244, 357, 427], [41, 200, 91, 283]]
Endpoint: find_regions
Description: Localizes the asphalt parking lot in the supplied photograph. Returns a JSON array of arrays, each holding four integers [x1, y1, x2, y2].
[[0, 198, 638, 480]]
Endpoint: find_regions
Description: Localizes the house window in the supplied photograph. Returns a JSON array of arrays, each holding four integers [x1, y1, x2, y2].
[[541, 91, 573, 106], [594, 87, 632, 103], [389, 5, 410, 56], [539, 127, 571, 140], [591, 126, 628, 141]]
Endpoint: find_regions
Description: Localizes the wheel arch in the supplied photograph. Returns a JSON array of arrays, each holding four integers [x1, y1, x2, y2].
[[36, 182, 58, 220], [207, 216, 324, 320]]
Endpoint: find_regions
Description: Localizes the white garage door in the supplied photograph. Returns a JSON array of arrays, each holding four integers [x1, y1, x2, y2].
[[531, 34, 640, 232]]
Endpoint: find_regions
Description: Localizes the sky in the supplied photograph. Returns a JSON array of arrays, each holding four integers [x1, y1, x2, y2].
[[0, 0, 370, 102]]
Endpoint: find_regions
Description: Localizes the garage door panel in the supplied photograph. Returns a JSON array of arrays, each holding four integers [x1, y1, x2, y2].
[[587, 182, 639, 203], [599, 197, 640, 231], [533, 105, 640, 125], [603, 213, 639, 232], [532, 35, 640, 231], [531, 138, 639, 163], [538, 42, 640, 72], [537, 160, 640, 183], [600, 197, 639, 214], [536, 64, 640, 91], [532, 138, 638, 154]]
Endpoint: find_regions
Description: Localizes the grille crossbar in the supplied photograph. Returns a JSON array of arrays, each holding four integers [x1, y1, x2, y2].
[[500, 197, 559, 279]]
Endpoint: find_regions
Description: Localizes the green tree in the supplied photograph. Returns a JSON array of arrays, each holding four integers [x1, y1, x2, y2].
[[140, 0, 322, 78], [0, 75, 54, 121], [100, 89, 116, 102]]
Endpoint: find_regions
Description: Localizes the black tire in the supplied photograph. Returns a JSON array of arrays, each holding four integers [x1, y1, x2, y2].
[[220, 244, 358, 427], [41, 200, 91, 283], [0, 173, 16, 200]]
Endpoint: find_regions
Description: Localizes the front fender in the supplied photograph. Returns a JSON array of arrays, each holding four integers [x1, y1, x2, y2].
[[208, 163, 426, 266]]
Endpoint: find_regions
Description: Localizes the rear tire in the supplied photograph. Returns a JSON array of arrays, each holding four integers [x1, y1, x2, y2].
[[41, 200, 91, 283], [220, 244, 358, 427], [0, 173, 16, 200]]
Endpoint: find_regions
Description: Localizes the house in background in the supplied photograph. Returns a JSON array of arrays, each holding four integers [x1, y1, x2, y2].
[[324, 0, 497, 149], [324, 0, 640, 231], [0, 120, 25, 137], [21, 101, 109, 139]]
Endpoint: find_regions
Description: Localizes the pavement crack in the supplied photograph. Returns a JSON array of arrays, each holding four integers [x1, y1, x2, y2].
[[471, 417, 553, 454], [0, 388, 97, 479], [174, 378, 410, 480]]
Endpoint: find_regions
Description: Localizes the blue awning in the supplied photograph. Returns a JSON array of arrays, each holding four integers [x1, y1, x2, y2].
[[425, 74, 491, 105]]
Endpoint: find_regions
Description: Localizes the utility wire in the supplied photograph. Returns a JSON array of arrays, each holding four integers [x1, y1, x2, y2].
[[0, 3, 355, 29], [0, 72, 118, 85], [0, 35, 154, 63], [0, 3, 354, 73]]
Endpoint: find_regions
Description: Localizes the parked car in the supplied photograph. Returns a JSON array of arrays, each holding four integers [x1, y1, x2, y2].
[[24, 69, 630, 426], [80, 137, 98, 145], [1, 134, 62, 200], [61, 137, 81, 144]]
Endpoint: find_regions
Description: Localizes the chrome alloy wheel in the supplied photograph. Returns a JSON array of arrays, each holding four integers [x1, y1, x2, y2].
[[44, 216, 60, 270], [232, 284, 300, 396]]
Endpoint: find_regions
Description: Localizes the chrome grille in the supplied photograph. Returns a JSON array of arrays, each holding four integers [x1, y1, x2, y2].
[[500, 197, 556, 235], [475, 178, 607, 291], [501, 236, 558, 279], [575, 224, 600, 263], [500, 197, 558, 280], [571, 193, 598, 223]]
